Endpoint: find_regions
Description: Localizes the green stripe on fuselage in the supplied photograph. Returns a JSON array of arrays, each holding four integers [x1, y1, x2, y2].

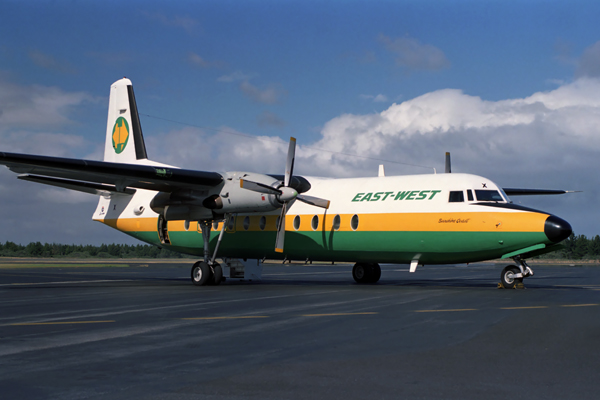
[[122, 229, 549, 265]]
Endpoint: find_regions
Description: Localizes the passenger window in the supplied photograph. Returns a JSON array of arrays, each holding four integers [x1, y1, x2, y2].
[[293, 215, 301, 230], [350, 214, 359, 231], [311, 215, 319, 231], [332, 215, 341, 231], [467, 190, 474, 201], [449, 191, 464, 203], [259, 216, 266, 231]]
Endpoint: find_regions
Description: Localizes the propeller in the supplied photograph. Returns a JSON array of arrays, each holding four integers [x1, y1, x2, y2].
[[239, 137, 330, 253]]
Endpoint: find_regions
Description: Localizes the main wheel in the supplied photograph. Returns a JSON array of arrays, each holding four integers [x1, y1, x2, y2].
[[210, 262, 223, 286], [500, 265, 522, 289], [191, 261, 212, 286], [369, 263, 381, 283], [352, 263, 372, 284]]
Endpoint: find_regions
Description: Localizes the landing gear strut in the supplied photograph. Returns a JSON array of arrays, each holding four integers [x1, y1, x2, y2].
[[500, 256, 534, 289], [191, 217, 228, 286], [352, 262, 381, 284]]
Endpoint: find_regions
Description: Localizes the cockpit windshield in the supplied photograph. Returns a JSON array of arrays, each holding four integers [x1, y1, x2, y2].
[[475, 190, 504, 202]]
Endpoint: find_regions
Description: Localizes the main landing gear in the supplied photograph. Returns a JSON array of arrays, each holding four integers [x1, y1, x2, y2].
[[191, 218, 228, 286], [500, 256, 534, 289], [352, 262, 381, 284]]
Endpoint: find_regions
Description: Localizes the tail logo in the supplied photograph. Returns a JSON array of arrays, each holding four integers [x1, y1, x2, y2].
[[112, 117, 130, 154]]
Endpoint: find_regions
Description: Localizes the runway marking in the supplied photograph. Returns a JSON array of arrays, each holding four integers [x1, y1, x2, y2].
[[560, 284, 600, 287], [182, 316, 269, 320], [263, 271, 347, 276], [560, 303, 598, 308], [414, 308, 478, 313], [10, 320, 115, 326], [301, 312, 378, 317], [2, 279, 134, 287], [499, 306, 548, 310]]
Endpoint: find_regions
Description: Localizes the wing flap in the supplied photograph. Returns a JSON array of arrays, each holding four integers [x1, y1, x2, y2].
[[19, 174, 136, 196]]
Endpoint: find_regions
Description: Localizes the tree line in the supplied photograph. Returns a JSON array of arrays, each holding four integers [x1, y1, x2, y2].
[[0, 242, 194, 259], [0, 233, 598, 260], [554, 233, 600, 260]]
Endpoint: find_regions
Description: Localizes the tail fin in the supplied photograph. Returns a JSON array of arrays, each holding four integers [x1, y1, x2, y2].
[[104, 78, 148, 163]]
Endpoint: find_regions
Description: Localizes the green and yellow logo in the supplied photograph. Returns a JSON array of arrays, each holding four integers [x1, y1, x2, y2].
[[112, 117, 129, 154]]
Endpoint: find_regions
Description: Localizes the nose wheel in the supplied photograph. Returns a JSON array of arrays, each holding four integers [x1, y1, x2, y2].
[[499, 256, 533, 289], [500, 265, 522, 289]]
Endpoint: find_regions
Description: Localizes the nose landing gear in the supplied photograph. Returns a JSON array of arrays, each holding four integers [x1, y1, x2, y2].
[[499, 256, 533, 289]]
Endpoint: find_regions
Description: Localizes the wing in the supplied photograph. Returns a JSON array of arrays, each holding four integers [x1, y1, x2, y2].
[[502, 188, 579, 196], [0, 151, 223, 194]]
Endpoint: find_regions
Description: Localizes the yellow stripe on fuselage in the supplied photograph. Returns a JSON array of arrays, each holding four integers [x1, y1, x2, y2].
[[99, 210, 548, 234]]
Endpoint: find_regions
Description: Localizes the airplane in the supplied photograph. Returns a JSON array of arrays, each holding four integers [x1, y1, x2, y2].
[[0, 78, 573, 289]]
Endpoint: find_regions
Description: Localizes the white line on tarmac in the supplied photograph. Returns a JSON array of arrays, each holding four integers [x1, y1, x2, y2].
[[0, 279, 135, 287]]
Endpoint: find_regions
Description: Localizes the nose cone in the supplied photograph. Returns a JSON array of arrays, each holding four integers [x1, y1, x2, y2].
[[544, 215, 572, 243]]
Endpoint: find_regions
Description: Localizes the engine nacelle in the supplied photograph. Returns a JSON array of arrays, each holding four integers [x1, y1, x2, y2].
[[149, 171, 311, 221], [209, 172, 282, 214], [150, 190, 214, 221]]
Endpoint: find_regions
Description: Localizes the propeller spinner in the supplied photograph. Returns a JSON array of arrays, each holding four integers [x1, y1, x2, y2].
[[239, 137, 330, 252]]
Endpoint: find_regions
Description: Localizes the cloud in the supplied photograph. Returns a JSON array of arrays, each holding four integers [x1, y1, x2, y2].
[[0, 78, 95, 129], [257, 111, 286, 128], [360, 94, 388, 103], [28, 50, 76, 74], [378, 34, 450, 71], [0, 79, 117, 245], [188, 52, 225, 69], [142, 11, 198, 34], [576, 41, 600, 78], [239, 81, 286, 104], [145, 127, 288, 174], [217, 71, 256, 82]]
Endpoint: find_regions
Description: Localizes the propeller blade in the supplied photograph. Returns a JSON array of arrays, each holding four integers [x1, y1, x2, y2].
[[445, 152, 451, 173], [240, 179, 282, 195], [275, 202, 287, 253], [284, 137, 296, 187], [297, 194, 330, 209]]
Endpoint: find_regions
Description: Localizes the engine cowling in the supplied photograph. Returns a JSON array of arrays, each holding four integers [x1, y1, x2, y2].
[[149, 171, 311, 221]]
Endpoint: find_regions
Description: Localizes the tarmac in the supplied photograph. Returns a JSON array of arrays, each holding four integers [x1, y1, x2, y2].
[[1, 261, 599, 399]]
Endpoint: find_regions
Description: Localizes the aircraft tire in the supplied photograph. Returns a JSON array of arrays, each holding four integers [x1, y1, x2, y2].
[[369, 263, 381, 283], [352, 262, 372, 284], [210, 262, 223, 286], [500, 265, 522, 289], [191, 261, 212, 286]]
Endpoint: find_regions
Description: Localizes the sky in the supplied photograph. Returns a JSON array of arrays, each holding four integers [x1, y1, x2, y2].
[[1, 0, 600, 245]]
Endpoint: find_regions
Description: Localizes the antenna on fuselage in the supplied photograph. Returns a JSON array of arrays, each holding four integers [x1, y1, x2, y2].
[[445, 152, 451, 173], [378, 164, 385, 177]]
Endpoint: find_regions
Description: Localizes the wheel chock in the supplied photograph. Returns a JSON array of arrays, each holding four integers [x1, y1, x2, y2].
[[497, 282, 526, 289]]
